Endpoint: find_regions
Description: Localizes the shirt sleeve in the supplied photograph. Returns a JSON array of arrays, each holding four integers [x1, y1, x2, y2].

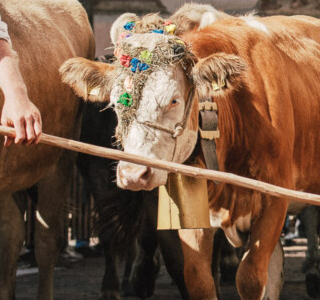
[[0, 13, 11, 45]]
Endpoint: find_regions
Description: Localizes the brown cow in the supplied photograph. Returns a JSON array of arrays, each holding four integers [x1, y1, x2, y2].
[[60, 4, 320, 300], [0, 1, 94, 299]]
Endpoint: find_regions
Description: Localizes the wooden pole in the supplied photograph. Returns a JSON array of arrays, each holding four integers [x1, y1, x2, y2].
[[1, 125, 320, 205]]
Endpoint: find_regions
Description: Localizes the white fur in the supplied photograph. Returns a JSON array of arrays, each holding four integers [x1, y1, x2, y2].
[[199, 11, 218, 29], [210, 209, 252, 247], [240, 16, 269, 34], [112, 66, 197, 190], [263, 241, 284, 300], [125, 33, 170, 52], [110, 13, 138, 45]]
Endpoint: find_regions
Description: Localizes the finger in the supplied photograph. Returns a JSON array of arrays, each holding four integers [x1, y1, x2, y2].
[[1, 118, 13, 146], [4, 136, 13, 147], [14, 118, 26, 144], [25, 116, 36, 145], [33, 115, 42, 144]]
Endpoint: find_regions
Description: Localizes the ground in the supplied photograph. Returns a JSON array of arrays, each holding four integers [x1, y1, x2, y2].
[[15, 237, 316, 300]]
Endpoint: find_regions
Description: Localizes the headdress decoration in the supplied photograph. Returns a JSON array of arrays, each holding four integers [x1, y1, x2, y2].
[[112, 16, 193, 145]]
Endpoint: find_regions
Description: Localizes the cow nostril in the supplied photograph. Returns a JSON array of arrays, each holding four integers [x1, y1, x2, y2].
[[140, 167, 151, 181]]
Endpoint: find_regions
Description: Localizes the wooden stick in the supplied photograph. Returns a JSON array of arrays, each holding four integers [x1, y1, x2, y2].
[[1, 125, 320, 205]]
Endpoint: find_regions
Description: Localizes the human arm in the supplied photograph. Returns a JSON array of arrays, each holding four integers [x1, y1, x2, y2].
[[0, 38, 42, 146]]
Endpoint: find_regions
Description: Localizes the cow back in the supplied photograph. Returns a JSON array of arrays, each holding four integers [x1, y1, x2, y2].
[[0, 0, 95, 193]]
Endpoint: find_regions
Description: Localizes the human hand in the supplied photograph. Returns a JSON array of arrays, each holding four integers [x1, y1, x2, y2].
[[1, 91, 42, 146]]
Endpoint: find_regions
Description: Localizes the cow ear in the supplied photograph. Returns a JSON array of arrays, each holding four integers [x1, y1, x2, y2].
[[191, 53, 246, 99], [110, 13, 139, 45], [59, 57, 115, 102]]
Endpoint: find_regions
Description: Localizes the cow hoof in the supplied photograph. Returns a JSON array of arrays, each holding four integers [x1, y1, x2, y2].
[[305, 272, 319, 299], [131, 251, 161, 299], [121, 278, 136, 297], [98, 291, 121, 300]]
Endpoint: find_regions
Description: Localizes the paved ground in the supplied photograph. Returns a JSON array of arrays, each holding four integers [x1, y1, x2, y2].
[[15, 237, 317, 300]]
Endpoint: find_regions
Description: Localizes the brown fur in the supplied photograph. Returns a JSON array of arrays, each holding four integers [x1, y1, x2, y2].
[[192, 53, 247, 99], [57, 8, 320, 300], [0, 1, 95, 299], [177, 15, 320, 300], [60, 58, 115, 102], [169, 3, 231, 35]]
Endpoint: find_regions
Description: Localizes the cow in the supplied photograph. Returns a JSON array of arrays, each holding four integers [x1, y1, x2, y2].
[[0, 1, 95, 299], [59, 3, 320, 300], [77, 99, 189, 300]]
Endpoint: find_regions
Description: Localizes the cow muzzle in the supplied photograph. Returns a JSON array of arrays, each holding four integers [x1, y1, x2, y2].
[[117, 162, 155, 191]]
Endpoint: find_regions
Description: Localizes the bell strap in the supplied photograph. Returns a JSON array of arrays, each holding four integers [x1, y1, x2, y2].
[[199, 97, 220, 172]]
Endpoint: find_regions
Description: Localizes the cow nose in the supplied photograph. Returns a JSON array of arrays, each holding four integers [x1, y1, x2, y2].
[[118, 163, 152, 190]]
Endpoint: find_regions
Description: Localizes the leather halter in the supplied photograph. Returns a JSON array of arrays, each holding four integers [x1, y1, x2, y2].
[[138, 87, 220, 172]]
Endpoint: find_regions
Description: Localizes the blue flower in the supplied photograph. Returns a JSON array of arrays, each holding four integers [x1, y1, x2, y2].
[[124, 22, 135, 31], [131, 58, 149, 73], [152, 29, 164, 34]]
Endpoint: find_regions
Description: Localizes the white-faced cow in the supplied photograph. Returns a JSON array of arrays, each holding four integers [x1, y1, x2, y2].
[[0, 1, 94, 300], [60, 3, 320, 300]]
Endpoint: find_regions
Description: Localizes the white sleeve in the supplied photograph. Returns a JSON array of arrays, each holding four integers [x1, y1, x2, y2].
[[0, 13, 11, 45]]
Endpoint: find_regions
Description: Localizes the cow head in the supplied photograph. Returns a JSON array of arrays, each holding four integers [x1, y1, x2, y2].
[[60, 13, 246, 191]]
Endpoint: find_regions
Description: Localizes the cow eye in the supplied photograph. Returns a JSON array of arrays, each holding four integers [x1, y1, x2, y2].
[[169, 99, 179, 107]]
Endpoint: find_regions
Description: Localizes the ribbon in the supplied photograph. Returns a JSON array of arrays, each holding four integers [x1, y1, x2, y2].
[[118, 93, 133, 107], [131, 58, 149, 73]]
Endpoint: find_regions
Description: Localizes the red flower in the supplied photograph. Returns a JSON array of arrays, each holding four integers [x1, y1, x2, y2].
[[120, 55, 131, 67]]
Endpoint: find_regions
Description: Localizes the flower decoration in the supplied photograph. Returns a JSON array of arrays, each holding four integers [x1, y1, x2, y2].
[[118, 92, 133, 107], [139, 50, 153, 64], [131, 58, 149, 73], [124, 76, 134, 92], [124, 21, 135, 31], [112, 17, 192, 146], [120, 54, 132, 67], [165, 24, 176, 35]]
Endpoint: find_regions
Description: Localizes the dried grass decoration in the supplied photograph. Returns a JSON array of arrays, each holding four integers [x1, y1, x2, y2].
[[113, 18, 192, 145]]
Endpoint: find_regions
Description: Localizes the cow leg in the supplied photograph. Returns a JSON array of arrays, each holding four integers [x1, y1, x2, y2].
[[99, 240, 120, 300], [0, 192, 26, 300], [179, 228, 216, 300], [236, 203, 286, 300], [212, 229, 239, 300], [34, 152, 74, 300], [144, 190, 189, 300], [263, 240, 284, 300], [121, 248, 136, 296], [130, 207, 161, 299], [300, 206, 320, 298]]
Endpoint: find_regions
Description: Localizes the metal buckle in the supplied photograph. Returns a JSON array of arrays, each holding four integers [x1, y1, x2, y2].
[[198, 101, 218, 111], [199, 128, 220, 140]]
